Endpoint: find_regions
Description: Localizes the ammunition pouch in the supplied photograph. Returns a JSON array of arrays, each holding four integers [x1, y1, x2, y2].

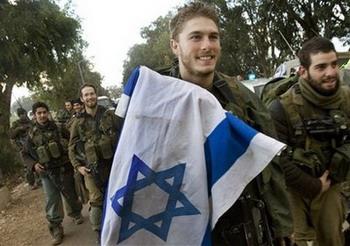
[[292, 148, 324, 177], [84, 139, 98, 164], [330, 144, 350, 182], [48, 141, 61, 159], [97, 135, 113, 160], [36, 145, 50, 164], [60, 138, 69, 153]]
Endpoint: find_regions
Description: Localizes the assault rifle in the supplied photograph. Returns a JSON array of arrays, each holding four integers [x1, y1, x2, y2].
[[298, 115, 350, 143]]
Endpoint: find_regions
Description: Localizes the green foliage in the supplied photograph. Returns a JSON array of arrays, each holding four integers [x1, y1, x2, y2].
[[122, 14, 174, 82], [205, 0, 350, 77], [0, 0, 83, 174], [123, 0, 350, 80], [0, 0, 82, 84], [32, 53, 104, 111], [106, 85, 123, 100]]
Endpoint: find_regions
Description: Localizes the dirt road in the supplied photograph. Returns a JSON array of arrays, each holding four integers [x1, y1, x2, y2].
[[0, 183, 96, 246]]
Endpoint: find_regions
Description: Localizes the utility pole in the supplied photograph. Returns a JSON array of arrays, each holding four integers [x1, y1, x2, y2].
[[77, 60, 85, 85]]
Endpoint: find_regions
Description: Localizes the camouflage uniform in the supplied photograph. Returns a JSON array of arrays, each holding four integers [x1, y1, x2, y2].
[[269, 77, 350, 245], [10, 112, 37, 187], [159, 64, 293, 245], [27, 120, 83, 241], [68, 105, 121, 232]]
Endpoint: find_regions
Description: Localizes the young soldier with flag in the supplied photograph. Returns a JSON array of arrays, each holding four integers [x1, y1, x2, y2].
[[102, 2, 291, 245]]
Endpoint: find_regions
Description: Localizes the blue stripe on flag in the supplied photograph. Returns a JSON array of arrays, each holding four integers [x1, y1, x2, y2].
[[204, 112, 257, 192], [124, 66, 140, 97], [201, 222, 212, 246]]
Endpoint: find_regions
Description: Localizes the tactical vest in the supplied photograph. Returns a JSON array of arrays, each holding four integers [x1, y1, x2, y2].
[[280, 83, 350, 178], [76, 107, 117, 165], [29, 122, 64, 167]]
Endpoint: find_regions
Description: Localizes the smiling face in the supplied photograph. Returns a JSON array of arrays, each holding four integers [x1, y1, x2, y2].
[[80, 86, 97, 109], [300, 51, 339, 95], [170, 16, 221, 87]]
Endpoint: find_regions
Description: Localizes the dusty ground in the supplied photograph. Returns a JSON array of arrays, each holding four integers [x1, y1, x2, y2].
[[0, 182, 95, 246]]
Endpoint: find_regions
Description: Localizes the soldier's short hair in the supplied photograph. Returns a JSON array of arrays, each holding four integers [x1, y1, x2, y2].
[[170, 2, 219, 40], [32, 101, 49, 114], [16, 108, 27, 116], [80, 83, 97, 97], [298, 37, 336, 69]]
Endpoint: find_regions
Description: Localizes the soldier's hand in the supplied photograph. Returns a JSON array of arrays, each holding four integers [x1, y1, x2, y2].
[[34, 163, 45, 174], [77, 166, 90, 176], [319, 170, 331, 193]]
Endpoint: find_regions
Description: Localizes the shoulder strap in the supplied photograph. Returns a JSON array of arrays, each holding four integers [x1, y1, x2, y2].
[[213, 75, 247, 120]]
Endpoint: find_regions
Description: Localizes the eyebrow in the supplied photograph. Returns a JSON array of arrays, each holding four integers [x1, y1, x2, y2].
[[314, 59, 338, 67], [188, 30, 219, 36]]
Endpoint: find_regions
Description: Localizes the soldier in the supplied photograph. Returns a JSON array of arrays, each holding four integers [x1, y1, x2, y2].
[[68, 84, 122, 243], [10, 108, 39, 189], [269, 37, 350, 245], [158, 2, 292, 245], [66, 98, 84, 131], [27, 102, 83, 245]]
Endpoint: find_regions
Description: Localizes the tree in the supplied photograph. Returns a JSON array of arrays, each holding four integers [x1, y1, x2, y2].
[[32, 53, 104, 111], [122, 14, 174, 82], [106, 85, 123, 100], [122, 0, 350, 81], [204, 0, 350, 77], [0, 0, 82, 174]]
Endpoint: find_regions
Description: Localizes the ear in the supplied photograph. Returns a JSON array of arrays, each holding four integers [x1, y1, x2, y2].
[[80, 96, 84, 103], [299, 65, 308, 79], [170, 39, 179, 56]]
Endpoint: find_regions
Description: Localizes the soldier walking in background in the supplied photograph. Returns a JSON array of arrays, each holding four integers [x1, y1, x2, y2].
[[68, 84, 122, 243], [10, 108, 40, 189], [27, 102, 83, 245]]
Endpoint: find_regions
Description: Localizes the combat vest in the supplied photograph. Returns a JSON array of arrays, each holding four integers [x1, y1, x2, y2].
[[280, 83, 350, 179], [75, 106, 117, 165], [29, 121, 65, 168]]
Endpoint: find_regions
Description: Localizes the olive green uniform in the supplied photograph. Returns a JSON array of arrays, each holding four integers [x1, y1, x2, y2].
[[10, 117, 37, 186], [68, 105, 121, 231], [159, 64, 293, 245], [27, 120, 82, 236], [269, 77, 350, 245]]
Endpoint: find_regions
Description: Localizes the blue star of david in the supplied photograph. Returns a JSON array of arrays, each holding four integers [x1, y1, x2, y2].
[[110, 155, 200, 243]]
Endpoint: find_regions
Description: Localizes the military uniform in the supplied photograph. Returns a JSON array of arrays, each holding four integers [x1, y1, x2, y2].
[[68, 105, 121, 232], [159, 64, 293, 245], [10, 115, 37, 187], [269, 77, 350, 245], [27, 120, 83, 242]]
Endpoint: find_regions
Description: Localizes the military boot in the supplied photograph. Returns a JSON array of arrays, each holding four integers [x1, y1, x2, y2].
[[50, 224, 64, 245]]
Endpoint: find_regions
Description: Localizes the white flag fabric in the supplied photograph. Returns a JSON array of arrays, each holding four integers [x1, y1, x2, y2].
[[101, 66, 285, 245]]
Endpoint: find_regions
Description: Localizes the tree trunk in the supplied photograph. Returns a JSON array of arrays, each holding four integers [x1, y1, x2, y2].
[[0, 81, 19, 176]]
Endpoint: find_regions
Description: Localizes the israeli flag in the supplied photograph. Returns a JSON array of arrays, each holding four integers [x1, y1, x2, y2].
[[101, 66, 285, 245]]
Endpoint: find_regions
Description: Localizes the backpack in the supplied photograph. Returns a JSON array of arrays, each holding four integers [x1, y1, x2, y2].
[[260, 75, 299, 108]]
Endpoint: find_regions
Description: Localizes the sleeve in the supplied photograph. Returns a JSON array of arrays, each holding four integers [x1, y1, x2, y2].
[[26, 135, 38, 171], [68, 119, 84, 169], [269, 99, 322, 199]]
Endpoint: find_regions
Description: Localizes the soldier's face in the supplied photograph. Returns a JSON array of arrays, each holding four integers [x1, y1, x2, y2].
[[73, 103, 82, 113], [35, 107, 49, 125], [65, 102, 72, 111], [170, 16, 221, 85], [301, 51, 339, 95], [81, 86, 97, 109]]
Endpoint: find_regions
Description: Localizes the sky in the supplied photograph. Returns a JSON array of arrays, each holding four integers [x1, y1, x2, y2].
[[12, 0, 185, 100], [11, 0, 350, 101]]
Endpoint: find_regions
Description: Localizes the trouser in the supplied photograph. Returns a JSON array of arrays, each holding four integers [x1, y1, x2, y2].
[[84, 173, 104, 231], [40, 167, 82, 228], [21, 151, 39, 186], [288, 184, 347, 246]]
